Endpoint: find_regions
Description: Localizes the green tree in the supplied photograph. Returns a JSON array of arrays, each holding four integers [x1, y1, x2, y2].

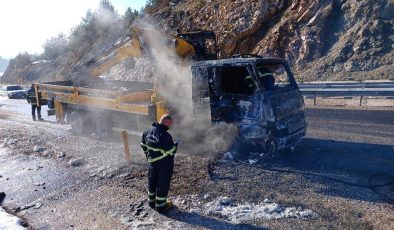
[[69, 0, 123, 52], [123, 7, 139, 28], [145, 0, 171, 12], [42, 34, 68, 60], [99, 0, 115, 13], [10, 52, 33, 68]]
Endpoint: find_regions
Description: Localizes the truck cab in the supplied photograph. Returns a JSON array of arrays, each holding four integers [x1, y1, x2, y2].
[[191, 56, 307, 153]]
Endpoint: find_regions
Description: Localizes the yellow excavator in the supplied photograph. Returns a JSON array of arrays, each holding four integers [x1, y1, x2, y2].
[[71, 27, 217, 80]]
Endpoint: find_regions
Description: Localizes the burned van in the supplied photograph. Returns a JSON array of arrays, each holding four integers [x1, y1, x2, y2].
[[191, 56, 307, 153]]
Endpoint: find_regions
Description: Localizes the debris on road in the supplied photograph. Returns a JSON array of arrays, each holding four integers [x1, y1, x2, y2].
[[57, 152, 66, 159], [2, 138, 18, 147], [33, 203, 43, 209], [0, 192, 5, 204], [16, 201, 44, 212], [33, 146, 46, 153], [33, 182, 45, 187], [68, 158, 84, 167]]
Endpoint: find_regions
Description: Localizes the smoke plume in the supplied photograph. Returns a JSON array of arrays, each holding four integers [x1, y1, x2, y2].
[[133, 18, 237, 155]]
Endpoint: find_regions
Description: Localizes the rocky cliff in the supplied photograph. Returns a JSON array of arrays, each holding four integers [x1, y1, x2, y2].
[[151, 0, 393, 81], [2, 0, 393, 83]]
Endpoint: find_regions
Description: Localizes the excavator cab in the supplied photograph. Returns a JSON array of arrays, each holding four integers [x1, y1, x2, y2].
[[175, 31, 217, 61]]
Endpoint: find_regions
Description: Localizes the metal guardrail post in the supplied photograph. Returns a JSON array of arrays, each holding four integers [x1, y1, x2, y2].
[[313, 92, 316, 106]]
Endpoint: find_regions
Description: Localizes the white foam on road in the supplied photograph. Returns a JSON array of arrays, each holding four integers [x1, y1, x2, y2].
[[173, 195, 316, 225], [0, 207, 26, 230], [204, 197, 316, 224]]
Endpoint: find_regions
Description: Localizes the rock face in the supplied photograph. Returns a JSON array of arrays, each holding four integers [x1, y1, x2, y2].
[[1, 0, 393, 83], [151, 0, 393, 81]]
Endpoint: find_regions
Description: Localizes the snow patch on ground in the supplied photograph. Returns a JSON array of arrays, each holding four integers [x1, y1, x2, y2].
[[0, 207, 26, 229], [205, 197, 316, 224], [173, 195, 316, 224]]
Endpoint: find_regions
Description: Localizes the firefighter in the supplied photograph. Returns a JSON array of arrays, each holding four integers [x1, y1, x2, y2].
[[141, 114, 179, 212], [257, 67, 275, 90], [26, 84, 43, 121]]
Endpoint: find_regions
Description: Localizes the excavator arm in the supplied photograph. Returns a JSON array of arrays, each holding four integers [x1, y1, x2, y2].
[[87, 38, 142, 77], [71, 27, 217, 80]]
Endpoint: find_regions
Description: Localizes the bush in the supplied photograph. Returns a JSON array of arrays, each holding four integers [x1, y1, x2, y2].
[[10, 52, 33, 68], [68, 0, 124, 52], [42, 34, 68, 60]]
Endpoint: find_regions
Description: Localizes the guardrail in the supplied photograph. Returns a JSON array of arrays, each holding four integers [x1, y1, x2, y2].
[[298, 82, 394, 89], [298, 81, 394, 107]]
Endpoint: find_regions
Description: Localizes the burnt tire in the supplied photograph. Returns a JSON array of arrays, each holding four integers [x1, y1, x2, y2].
[[69, 111, 87, 135], [206, 125, 238, 154], [92, 114, 112, 138]]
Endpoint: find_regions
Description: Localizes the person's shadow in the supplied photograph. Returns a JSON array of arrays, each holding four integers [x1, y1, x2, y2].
[[163, 206, 268, 230]]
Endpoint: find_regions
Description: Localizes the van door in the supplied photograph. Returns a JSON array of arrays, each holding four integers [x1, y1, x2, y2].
[[256, 62, 306, 143], [256, 63, 304, 121]]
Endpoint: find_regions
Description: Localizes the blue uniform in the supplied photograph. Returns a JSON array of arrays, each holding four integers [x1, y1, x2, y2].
[[141, 123, 177, 210], [26, 88, 42, 120]]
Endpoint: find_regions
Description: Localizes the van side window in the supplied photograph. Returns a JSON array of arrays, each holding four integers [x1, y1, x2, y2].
[[257, 64, 292, 90], [220, 66, 255, 95]]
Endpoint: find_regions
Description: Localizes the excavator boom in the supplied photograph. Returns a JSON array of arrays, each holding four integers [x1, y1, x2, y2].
[[71, 27, 217, 80]]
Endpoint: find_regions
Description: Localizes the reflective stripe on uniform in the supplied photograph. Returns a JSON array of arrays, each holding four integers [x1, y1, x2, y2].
[[156, 196, 167, 207], [148, 192, 155, 196], [259, 73, 274, 78], [140, 143, 176, 163], [245, 76, 256, 88], [156, 202, 167, 207], [155, 196, 167, 201], [148, 198, 155, 202]]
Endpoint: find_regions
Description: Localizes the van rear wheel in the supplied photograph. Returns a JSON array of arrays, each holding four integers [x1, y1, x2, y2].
[[93, 114, 112, 138], [69, 111, 87, 135]]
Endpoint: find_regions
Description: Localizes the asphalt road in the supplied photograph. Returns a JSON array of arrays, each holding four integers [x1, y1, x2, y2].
[[0, 97, 393, 229]]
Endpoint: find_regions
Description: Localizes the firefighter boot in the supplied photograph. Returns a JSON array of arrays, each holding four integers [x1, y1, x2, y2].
[[156, 200, 173, 213], [32, 117, 36, 121], [148, 192, 156, 209], [148, 201, 155, 209]]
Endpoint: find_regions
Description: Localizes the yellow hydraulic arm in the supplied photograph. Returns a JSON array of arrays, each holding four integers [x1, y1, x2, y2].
[[74, 27, 217, 79], [83, 37, 143, 77]]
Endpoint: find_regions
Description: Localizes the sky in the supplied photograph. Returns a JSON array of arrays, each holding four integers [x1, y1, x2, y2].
[[0, 0, 148, 59]]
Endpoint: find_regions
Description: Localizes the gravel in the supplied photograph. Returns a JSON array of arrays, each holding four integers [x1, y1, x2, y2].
[[0, 98, 393, 229]]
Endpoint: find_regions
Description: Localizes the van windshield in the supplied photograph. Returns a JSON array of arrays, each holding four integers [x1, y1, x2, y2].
[[256, 64, 292, 90], [7, 85, 22, 91]]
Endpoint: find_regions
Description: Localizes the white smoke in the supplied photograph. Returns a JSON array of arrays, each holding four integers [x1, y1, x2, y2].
[[133, 18, 237, 155]]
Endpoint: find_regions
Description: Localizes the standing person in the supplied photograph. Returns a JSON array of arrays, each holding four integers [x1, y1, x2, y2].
[[26, 84, 43, 121], [141, 114, 179, 212]]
